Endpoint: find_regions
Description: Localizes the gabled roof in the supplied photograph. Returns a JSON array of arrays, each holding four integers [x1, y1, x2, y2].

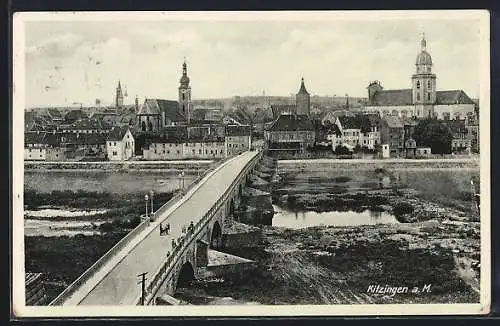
[[338, 115, 379, 133], [225, 125, 251, 137], [76, 133, 108, 145], [107, 126, 131, 141], [271, 104, 296, 119], [369, 89, 413, 106], [268, 114, 314, 132], [61, 118, 112, 131], [325, 123, 342, 136], [25, 111, 37, 124], [47, 108, 64, 119], [25, 132, 45, 145], [146, 126, 188, 144], [65, 109, 88, 121], [383, 116, 403, 128], [435, 90, 475, 105], [138, 99, 185, 122]]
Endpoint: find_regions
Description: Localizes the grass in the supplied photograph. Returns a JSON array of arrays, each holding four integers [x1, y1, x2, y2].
[[25, 233, 128, 303], [24, 189, 174, 222]]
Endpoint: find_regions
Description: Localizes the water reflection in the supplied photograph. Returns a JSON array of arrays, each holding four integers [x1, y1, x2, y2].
[[272, 204, 398, 229]]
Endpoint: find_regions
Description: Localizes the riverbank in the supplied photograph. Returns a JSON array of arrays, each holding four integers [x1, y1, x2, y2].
[[277, 158, 480, 172], [24, 160, 213, 172], [196, 222, 479, 304]]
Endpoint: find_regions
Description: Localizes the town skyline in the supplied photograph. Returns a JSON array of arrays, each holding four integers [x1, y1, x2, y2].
[[22, 12, 482, 108]]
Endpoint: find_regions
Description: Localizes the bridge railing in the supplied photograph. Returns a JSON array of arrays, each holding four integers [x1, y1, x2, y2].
[[139, 150, 263, 305], [152, 155, 237, 220], [49, 214, 152, 305], [49, 156, 238, 306]]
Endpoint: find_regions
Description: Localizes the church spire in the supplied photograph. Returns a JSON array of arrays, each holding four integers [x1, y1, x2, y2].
[[115, 80, 124, 107], [179, 58, 190, 88], [421, 32, 427, 50], [298, 77, 309, 95]]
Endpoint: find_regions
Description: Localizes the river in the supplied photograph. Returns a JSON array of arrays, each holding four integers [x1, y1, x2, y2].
[[272, 204, 398, 228]]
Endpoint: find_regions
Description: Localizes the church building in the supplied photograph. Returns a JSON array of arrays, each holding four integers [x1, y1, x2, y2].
[[363, 36, 476, 120], [136, 60, 192, 133]]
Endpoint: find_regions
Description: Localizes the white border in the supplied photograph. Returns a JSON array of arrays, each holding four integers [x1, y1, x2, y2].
[[12, 10, 491, 317]]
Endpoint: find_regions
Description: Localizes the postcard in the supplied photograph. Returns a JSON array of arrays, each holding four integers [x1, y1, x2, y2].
[[12, 10, 490, 317]]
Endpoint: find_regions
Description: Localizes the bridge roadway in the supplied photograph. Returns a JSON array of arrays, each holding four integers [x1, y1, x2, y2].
[[62, 151, 258, 305]]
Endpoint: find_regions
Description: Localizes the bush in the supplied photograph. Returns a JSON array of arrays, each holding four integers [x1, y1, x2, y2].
[[392, 202, 415, 216], [334, 176, 352, 183]]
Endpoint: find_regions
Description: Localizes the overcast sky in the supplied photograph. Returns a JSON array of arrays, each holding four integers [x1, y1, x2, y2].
[[20, 12, 484, 108]]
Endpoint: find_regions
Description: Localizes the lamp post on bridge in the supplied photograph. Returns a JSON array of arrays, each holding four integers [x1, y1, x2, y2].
[[178, 171, 185, 193], [144, 194, 149, 218], [149, 190, 155, 219]]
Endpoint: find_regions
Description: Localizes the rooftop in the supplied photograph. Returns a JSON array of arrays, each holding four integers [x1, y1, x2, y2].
[[268, 114, 314, 132]]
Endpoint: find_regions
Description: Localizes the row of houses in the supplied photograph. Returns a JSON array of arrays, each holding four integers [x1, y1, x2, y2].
[[142, 125, 252, 160], [24, 124, 252, 161], [24, 126, 134, 161], [263, 111, 478, 158]]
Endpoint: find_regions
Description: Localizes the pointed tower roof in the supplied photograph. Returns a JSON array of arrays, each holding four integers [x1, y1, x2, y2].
[[179, 59, 190, 87], [297, 77, 309, 95], [416, 33, 432, 66]]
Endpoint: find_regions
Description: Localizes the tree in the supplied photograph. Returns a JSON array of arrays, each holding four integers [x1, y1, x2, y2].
[[334, 145, 352, 155], [413, 118, 453, 154]]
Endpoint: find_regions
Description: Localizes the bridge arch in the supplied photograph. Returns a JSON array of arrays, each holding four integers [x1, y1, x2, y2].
[[210, 221, 222, 249], [176, 262, 195, 290]]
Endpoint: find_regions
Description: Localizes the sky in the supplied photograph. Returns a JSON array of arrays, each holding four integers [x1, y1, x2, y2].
[[19, 12, 485, 108]]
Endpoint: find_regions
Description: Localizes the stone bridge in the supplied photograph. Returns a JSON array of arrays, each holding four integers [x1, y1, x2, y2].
[[49, 150, 263, 306]]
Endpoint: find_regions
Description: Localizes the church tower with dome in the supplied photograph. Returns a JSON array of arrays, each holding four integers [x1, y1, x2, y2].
[[411, 34, 437, 117], [178, 59, 192, 124]]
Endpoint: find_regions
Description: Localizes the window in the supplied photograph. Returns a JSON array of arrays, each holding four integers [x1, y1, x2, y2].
[[192, 149, 195, 154], [205, 150, 208, 154], [417, 93, 420, 101], [113, 151, 117, 156], [177, 150, 180, 154], [427, 80, 431, 89], [55, 154, 58, 158], [167, 150, 170, 154], [416, 81, 420, 89], [210, 150, 213, 154], [427, 93, 431, 101], [182, 93, 185, 100], [114, 142, 116, 146], [199, 149, 202, 154]]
